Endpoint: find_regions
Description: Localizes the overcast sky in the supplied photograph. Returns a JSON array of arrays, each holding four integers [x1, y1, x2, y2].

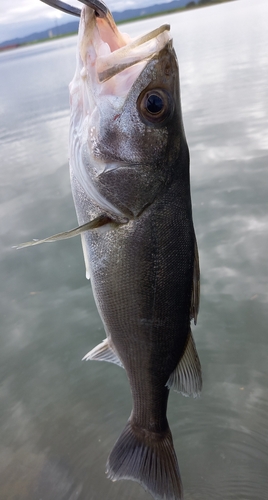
[[0, 0, 176, 43]]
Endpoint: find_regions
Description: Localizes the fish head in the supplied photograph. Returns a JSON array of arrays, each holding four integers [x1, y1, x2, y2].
[[70, 4, 187, 218]]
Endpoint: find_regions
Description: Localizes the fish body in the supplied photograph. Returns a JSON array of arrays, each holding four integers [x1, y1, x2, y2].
[[69, 3, 201, 499]]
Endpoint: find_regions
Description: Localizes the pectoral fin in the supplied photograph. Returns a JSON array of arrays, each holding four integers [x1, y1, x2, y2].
[[82, 339, 124, 368], [14, 214, 127, 249], [166, 329, 202, 398]]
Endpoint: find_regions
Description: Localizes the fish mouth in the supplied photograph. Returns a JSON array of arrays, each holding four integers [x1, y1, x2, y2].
[[41, 0, 171, 78], [42, 0, 171, 89], [77, 3, 171, 88], [96, 25, 171, 83]]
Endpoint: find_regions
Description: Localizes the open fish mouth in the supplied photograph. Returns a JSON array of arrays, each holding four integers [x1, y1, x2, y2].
[[95, 24, 171, 83], [41, 0, 171, 87], [75, 4, 171, 98]]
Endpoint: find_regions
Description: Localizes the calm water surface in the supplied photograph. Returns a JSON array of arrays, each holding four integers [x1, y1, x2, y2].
[[0, 0, 268, 498]]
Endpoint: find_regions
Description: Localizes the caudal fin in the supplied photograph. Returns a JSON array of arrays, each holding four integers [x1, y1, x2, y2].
[[106, 420, 183, 500]]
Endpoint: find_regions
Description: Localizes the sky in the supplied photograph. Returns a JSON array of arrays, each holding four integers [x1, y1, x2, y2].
[[0, 0, 177, 43]]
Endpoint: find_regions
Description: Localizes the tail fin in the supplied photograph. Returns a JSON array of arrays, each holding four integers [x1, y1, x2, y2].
[[106, 420, 183, 500]]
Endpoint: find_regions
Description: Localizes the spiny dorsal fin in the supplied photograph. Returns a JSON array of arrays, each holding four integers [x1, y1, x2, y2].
[[190, 234, 200, 325], [82, 338, 124, 368], [166, 329, 202, 398]]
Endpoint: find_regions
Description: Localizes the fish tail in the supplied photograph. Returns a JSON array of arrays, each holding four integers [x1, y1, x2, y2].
[[106, 419, 183, 500]]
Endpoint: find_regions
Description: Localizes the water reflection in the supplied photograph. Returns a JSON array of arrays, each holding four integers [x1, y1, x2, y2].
[[0, 0, 268, 499]]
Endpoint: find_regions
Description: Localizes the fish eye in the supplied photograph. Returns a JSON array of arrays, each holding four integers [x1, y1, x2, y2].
[[137, 89, 173, 127], [146, 94, 164, 114]]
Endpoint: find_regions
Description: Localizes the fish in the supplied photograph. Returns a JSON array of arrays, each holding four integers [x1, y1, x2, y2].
[[21, 1, 202, 498], [69, 3, 202, 499]]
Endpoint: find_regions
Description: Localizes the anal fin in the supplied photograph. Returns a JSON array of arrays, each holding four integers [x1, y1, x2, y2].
[[166, 329, 202, 398], [82, 339, 124, 368]]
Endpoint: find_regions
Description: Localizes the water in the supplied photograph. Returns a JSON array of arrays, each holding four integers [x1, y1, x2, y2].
[[0, 0, 268, 498]]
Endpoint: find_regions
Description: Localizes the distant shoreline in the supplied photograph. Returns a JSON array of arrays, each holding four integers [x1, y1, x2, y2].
[[117, 0, 237, 24], [0, 0, 237, 52]]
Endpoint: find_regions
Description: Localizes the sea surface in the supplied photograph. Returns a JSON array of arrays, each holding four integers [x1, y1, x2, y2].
[[0, 0, 268, 498]]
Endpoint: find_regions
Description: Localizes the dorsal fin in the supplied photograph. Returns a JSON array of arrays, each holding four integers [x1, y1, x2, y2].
[[190, 234, 200, 325]]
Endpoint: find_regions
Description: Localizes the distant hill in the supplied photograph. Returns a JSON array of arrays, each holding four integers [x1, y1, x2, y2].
[[0, 0, 192, 49], [0, 0, 231, 49], [112, 0, 190, 22], [0, 21, 79, 49]]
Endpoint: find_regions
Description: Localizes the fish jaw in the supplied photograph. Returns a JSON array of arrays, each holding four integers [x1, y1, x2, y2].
[[69, 6, 174, 218]]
